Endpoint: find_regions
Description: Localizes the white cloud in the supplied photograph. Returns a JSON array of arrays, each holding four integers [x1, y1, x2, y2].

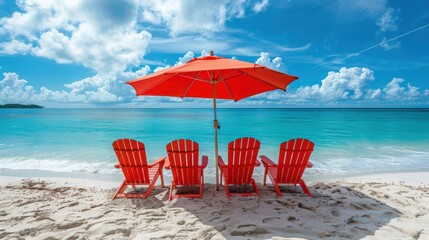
[[141, 10, 162, 24], [0, 0, 151, 73], [384, 78, 419, 100], [138, 0, 247, 36], [278, 43, 312, 52], [319, 67, 374, 100], [0, 39, 32, 54], [32, 29, 73, 64], [2, 59, 429, 107], [253, 0, 269, 13], [1, 0, 265, 72], [364, 89, 382, 100], [0, 67, 153, 104], [376, 7, 399, 32], [176, 51, 195, 65], [245, 67, 428, 106], [0, 72, 36, 103], [255, 52, 287, 72]]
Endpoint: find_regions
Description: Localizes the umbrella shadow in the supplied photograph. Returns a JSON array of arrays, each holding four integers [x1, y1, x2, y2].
[[168, 182, 402, 239]]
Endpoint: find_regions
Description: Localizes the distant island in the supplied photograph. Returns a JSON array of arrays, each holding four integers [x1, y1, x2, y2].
[[0, 104, 44, 108]]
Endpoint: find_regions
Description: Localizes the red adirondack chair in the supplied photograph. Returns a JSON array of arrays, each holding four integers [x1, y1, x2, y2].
[[218, 137, 261, 199], [260, 138, 314, 197], [165, 139, 208, 201], [112, 139, 165, 199]]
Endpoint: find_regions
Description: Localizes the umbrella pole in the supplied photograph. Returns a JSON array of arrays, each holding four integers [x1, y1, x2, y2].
[[213, 83, 220, 190]]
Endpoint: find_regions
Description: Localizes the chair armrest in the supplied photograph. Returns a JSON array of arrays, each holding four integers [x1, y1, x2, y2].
[[114, 163, 121, 168], [254, 159, 261, 167], [218, 156, 227, 168], [164, 158, 171, 169], [260, 155, 277, 168], [201, 155, 208, 169], [306, 161, 313, 168], [148, 157, 166, 168]]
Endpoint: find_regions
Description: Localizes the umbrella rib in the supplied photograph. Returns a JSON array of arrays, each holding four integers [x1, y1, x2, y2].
[[181, 71, 202, 98], [137, 73, 179, 95], [219, 69, 242, 81], [176, 73, 210, 82], [217, 70, 236, 101]]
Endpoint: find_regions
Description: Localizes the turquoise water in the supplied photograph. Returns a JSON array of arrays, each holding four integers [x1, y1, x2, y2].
[[1, 108, 429, 177]]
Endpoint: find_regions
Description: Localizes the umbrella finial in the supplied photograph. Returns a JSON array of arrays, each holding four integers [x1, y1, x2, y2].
[[210, 50, 214, 56]]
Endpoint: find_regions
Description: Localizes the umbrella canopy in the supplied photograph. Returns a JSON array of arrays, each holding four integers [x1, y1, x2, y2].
[[127, 52, 298, 189]]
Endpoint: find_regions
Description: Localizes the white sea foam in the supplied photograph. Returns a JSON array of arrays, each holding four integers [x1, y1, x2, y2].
[[1, 144, 429, 178], [0, 158, 116, 174]]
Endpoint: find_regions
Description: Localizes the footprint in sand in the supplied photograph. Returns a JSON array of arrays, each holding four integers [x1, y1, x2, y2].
[[0, 232, 12, 239], [298, 202, 315, 211], [177, 220, 186, 225], [18, 228, 38, 237], [56, 220, 86, 230], [415, 212, 426, 218], [331, 188, 341, 193], [262, 217, 280, 223], [104, 228, 131, 237], [331, 210, 340, 217], [209, 215, 231, 223], [68, 202, 79, 207], [230, 224, 269, 236], [275, 199, 288, 206], [346, 216, 359, 224], [90, 203, 103, 209]]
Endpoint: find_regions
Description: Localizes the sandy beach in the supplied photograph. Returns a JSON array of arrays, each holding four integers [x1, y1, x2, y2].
[[0, 172, 428, 240]]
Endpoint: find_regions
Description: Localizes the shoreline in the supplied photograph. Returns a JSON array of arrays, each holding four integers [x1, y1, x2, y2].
[[2, 167, 429, 186], [1, 170, 428, 239]]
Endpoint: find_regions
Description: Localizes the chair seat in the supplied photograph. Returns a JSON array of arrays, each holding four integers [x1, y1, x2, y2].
[[173, 168, 203, 186], [125, 166, 161, 185]]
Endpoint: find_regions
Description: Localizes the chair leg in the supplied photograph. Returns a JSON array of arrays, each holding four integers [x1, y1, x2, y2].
[[144, 173, 159, 199], [251, 179, 260, 196], [224, 180, 231, 200], [263, 167, 268, 186], [199, 181, 203, 199], [273, 183, 282, 197], [169, 182, 175, 201], [299, 179, 313, 197], [160, 168, 165, 187], [113, 181, 127, 200], [220, 170, 223, 186]]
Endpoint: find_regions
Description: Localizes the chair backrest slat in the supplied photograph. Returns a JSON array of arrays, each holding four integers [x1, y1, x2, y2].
[[112, 139, 150, 184], [166, 139, 200, 185], [277, 138, 314, 184], [228, 137, 260, 184]]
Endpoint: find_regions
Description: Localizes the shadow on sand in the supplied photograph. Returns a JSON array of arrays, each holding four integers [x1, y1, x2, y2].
[[165, 182, 402, 239]]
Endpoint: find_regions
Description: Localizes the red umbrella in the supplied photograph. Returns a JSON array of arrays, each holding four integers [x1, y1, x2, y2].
[[127, 51, 298, 189]]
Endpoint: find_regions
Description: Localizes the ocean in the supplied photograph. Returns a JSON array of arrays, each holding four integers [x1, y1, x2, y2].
[[1, 108, 429, 180]]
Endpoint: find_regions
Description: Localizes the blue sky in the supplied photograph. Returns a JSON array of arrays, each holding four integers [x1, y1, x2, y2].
[[0, 0, 428, 107]]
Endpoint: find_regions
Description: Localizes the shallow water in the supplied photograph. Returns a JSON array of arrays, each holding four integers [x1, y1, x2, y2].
[[1, 108, 429, 178]]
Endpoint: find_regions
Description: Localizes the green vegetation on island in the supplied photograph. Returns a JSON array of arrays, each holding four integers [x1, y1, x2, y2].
[[0, 104, 44, 108]]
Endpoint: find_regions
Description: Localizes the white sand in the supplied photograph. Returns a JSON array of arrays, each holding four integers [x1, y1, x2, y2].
[[0, 172, 428, 239]]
